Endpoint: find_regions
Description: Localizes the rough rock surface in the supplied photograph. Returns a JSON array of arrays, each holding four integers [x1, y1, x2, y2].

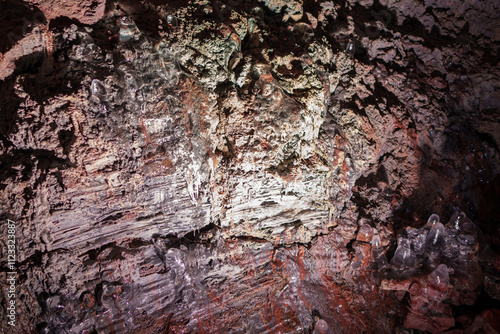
[[26, 0, 106, 25], [0, 0, 499, 333]]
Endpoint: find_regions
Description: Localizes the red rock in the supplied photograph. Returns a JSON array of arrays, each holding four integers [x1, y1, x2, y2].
[[449, 288, 480, 306], [394, 290, 407, 301], [26, 0, 106, 25], [465, 309, 500, 334], [430, 76, 447, 90], [404, 312, 455, 333], [357, 223, 374, 242], [457, 314, 475, 329], [0, 29, 45, 80], [409, 294, 430, 315], [480, 308, 500, 332], [381, 279, 412, 291], [1, 0, 499, 333]]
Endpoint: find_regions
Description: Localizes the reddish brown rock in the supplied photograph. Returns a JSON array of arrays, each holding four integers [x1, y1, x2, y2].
[[0, 28, 46, 80], [381, 279, 412, 291], [404, 312, 455, 334], [464, 309, 500, 334], [356, 223, 374, 243], [26, 0, 106, 25], [0, 0, 499, 333]]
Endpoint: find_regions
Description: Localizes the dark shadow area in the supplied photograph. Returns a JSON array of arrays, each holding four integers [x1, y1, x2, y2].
[[0, 0, 46, 53]]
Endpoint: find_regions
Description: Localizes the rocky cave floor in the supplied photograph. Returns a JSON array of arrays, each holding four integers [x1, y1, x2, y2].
[[1, 0, 500, 333]]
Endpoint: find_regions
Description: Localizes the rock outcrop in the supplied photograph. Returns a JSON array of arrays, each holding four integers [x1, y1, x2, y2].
[[1, 0, 499, 333]]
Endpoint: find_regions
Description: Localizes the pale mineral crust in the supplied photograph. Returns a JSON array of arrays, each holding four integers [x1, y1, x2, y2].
[[0, 0, 499, 333]]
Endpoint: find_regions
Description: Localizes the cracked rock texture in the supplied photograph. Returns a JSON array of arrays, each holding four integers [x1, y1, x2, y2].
[[0, 0, 499, 333]]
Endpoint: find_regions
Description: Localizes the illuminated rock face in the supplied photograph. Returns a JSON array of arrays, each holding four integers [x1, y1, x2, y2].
[[0, 0, 499, 333]]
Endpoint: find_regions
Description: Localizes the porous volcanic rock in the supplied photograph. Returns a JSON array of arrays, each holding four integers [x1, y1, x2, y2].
[[0, 0, 499, 333]]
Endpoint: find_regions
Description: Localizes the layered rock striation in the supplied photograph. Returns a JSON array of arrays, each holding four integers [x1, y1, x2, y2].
[[0, 0, 499, 333]]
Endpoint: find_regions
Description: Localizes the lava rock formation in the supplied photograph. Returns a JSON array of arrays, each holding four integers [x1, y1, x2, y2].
[[1, 0, 499, 333]]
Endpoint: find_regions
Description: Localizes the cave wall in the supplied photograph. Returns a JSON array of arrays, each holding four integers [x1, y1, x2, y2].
[[0, 0, 499, 333]]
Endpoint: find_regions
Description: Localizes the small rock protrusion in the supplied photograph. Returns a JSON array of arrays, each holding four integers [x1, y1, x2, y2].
[[46, 295, 64, 312], [372, 233, 382, 249], [448, 210, 477, 235], [91, 79, 106, 96], [427, 213, 440, 227], [167, 15, 178, 27], [428, 264, 450, 290], [291, 22, 314, 43], [345, 40, 355, 56], [119, 16, 141, 42], [357, 223, 373, 242], [252, 6, 264, 18], [425, 222, 445, 251], [314, 318, 330, 333], [390, 238, 417, 268], [449, 210, 466, 230], [90, 79, 107, 104], [372, 233, 388, 272]]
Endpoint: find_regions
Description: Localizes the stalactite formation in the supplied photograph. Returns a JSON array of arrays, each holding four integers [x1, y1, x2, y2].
[[0, 0, 499, 333]]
